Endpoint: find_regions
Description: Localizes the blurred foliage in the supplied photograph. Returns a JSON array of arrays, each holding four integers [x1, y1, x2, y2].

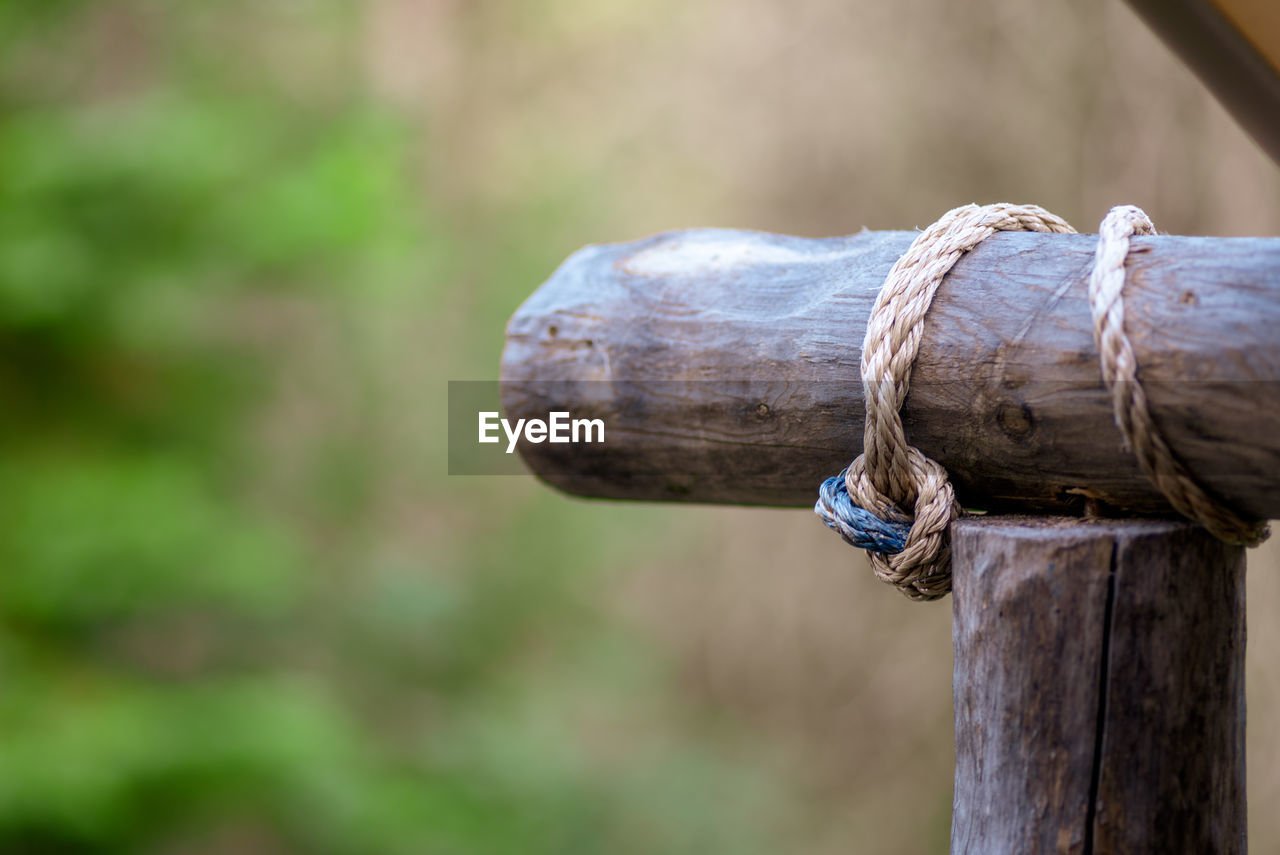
[[18, 0, 1273, 850], [0, 2, 793, 853]]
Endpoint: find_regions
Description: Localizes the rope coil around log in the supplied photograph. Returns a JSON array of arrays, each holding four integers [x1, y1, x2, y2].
[[1090, 206, 1269, 547], [816, 203, 1269, 600]]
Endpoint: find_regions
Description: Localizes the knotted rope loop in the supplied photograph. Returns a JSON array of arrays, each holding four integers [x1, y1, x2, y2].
[[817, 469, 911, 555], [817, 203, 1078, 600], [1089, 205, 1269, 547]]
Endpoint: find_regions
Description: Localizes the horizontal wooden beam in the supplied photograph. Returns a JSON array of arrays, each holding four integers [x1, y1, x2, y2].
[[500, 229, 1280, 518]]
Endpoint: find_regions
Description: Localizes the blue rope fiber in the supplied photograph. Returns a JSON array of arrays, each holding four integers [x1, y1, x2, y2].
[[814, 469, 910, 554]]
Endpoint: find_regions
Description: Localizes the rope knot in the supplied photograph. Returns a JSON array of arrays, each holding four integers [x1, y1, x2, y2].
[[817, 203, 1076, 600], [815, 469, 910, 555], [817, 450, 958, 600]]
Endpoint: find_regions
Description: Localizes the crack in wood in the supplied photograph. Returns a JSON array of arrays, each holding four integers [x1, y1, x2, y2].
[[1083, 542, 1118, 855]]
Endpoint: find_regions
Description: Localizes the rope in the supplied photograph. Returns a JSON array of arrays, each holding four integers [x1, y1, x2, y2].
[[817, 471, 911, 554], [1089, 205, 1269, 546], [815, 202, 1268, 601], [816, 203, 1076, 600]]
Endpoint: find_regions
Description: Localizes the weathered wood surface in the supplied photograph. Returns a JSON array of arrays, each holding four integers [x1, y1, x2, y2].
[[501, 229, 1280, 517], [950, 517, 1245, 855]]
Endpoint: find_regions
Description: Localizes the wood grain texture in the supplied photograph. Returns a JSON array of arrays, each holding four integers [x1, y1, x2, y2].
[[501, 229, 1280, 517], [950, 517, 1245, 855], [1092, 521, 1246, 853]]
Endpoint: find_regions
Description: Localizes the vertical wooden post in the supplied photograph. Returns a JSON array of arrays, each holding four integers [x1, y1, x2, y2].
[[949, 517, 1246, 855]]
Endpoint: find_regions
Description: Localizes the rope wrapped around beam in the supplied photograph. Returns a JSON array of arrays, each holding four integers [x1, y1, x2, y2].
[[815, 203, 1269, 600]]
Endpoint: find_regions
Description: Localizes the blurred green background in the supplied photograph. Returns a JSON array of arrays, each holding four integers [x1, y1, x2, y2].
[[3, 1, 1280, 853]]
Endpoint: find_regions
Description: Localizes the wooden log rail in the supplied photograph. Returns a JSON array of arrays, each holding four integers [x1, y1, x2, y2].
[[500, 228, 1280, 519], [500, 227, 1277, 854]]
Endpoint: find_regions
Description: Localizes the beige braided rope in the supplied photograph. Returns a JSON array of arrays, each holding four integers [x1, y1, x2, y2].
[[846, 203, 1077, 599], [1089, 205, 1269, 546], [831, 203, 1269, 601]]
